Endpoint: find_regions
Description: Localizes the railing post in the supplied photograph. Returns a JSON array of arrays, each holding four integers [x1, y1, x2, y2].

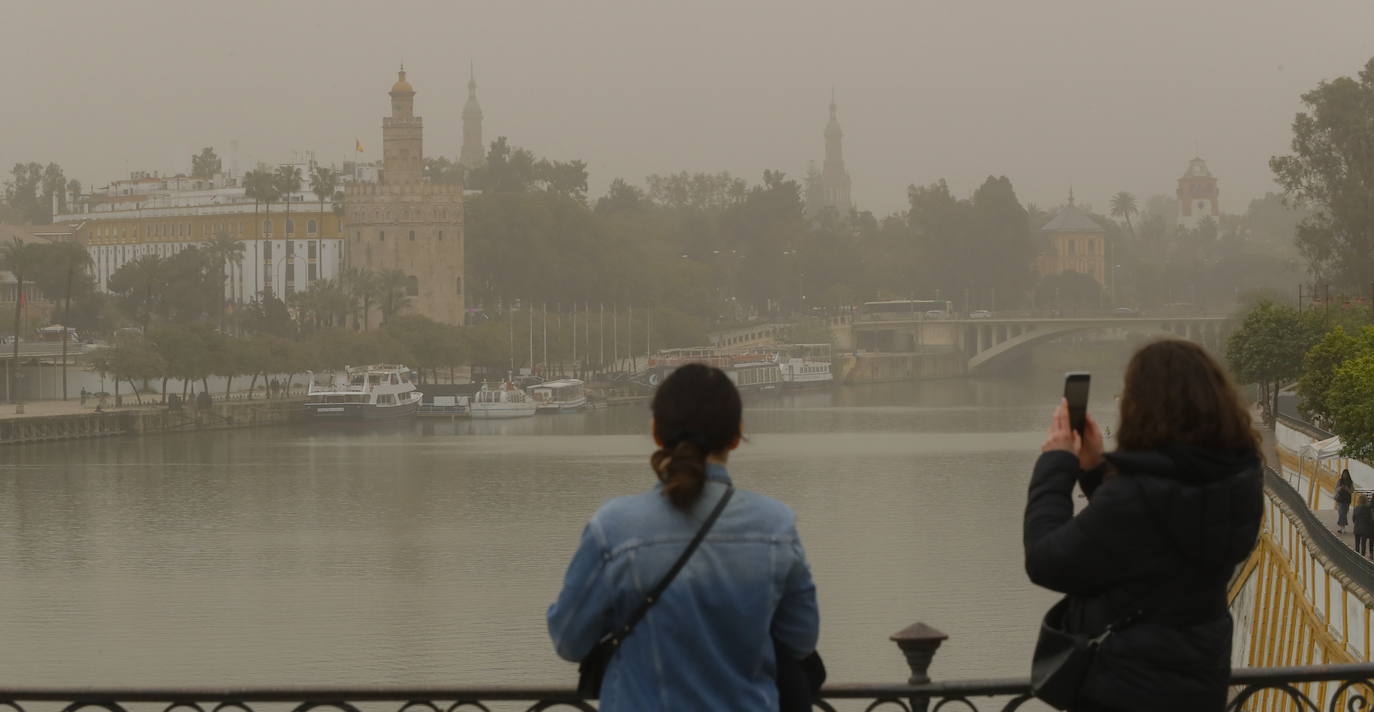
[[891, 622, 948, 712]]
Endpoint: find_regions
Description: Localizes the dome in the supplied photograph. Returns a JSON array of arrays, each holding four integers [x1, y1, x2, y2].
[[390, 69, 414, 95]]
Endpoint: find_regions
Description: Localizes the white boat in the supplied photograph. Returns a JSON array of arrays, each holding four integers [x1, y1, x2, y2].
[[530, 378, 589, 413], [304, 365, 422, 420], [728, 360, 783, 392], [780, 344, 833, 388], [469, 381, 538, 419]]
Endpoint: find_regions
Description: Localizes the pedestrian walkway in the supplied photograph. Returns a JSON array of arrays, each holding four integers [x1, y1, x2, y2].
[[0, 399, 151, 421]]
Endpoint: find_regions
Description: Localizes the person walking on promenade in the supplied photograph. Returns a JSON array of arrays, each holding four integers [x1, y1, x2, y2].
[[1354, 494, 1373, 558], [548, 363, 820, 711], [1337, 469, 1355, 533], [1025, 340, 1263, 711]]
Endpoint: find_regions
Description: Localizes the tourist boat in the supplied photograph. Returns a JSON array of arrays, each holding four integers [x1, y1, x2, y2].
[[417, 394, 470, 417], [727, 360, 783, 392], [780, 344, 833, 388], [468, 381, 538, 419], [304, 365, 422, 420], [530, 378, 589, 413]]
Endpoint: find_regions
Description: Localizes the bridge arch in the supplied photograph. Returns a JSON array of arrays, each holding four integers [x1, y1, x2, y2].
[[965, 318, 1227, 374]]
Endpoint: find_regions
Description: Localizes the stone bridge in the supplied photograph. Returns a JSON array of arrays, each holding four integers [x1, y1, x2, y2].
[[851, 315, 1229, 374]]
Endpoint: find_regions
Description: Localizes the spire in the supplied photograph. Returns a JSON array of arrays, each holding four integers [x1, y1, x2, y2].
[[469, 61, 476, 91], [460, 61, 486, 169], [1068, 186, 1075, 205]]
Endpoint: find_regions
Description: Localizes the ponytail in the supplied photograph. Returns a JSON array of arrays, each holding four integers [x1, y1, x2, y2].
[[650, 364, 742, 510], [653, 440, 708, 509]]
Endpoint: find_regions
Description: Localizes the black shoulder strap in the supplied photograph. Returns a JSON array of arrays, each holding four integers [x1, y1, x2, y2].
[[607, 485, 734, 646]]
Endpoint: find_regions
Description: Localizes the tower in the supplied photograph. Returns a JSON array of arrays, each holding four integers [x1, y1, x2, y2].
[[1176, 157, 1219, 229], [344, 67, 466, 326], [382, 66, 423, 184], [459, 62, 486, 170], [804, 90, 852, 216]]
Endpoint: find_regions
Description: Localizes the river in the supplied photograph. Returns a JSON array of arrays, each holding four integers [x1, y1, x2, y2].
[[0, 359, 1128, 691]]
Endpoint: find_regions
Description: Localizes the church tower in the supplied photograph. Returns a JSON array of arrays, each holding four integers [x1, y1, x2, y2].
[[459, 63, 486, 170], [344, 67, 466, 326], [382, 67, 423, 184], [805, 91, 853, 216], [1176, 157, 1219, 230]]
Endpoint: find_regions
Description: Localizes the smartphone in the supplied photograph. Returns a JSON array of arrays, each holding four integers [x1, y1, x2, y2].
[[1064, 372, 1091, 434]]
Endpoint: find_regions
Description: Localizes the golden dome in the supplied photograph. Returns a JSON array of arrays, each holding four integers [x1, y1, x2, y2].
[[390, 68, 414, 95]]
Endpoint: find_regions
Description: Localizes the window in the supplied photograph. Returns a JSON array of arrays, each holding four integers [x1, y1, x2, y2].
[[379, 230, 385, 241], [307, 219, 317, 235], [263, 219, 272, 236], [286, 219, 295, 236], [308, 263, 318, 281], [408, 230, 415, 241], [406, 275, 419, 297], [455, 276, 462, 295], [286, 241, 294, 257], [308, 241, 317, 259], [437, 230, 444, 241]]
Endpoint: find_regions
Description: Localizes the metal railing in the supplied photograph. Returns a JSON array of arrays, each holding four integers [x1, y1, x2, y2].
[[1264, 466, 1374, 593]]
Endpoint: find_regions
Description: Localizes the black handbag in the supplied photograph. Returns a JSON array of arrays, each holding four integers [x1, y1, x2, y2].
[[775, 638, 827, 712], [577, 486, 734, 698], [1030, 597, 1134, 709]]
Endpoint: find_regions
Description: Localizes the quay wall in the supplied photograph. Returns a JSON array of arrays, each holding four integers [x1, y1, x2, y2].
[[834, 350, 965, 384], [0, 398, 306, 446]]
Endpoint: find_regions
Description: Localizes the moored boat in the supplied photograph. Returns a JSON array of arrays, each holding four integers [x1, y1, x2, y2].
[[469, 381, 537, 419], [780, 343, 833, 388], [530, 378, 589, 413], [304, 365, 422, 420], [727, 360, 783, 392]]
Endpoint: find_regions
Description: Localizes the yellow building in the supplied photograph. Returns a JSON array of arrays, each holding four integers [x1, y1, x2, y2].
[[1035, 195, 1106, 286], [58, 172, 344, 302]]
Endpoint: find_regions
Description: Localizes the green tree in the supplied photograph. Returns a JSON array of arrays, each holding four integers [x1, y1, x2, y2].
[[191, 147, 221, 179], [203, 231, 245, 320], [309, 165, 337, 224], [48, 241, 92, 400], [375, 269, 411, 325], [0, 237, 42, 400], [1270, 57, 1374, 287], [342, 267, 380, 330], [89, 332, 164, 405], [274, 164, 303, 234], [1298, 326, 1374, 426], [1226, 301, 1324, 419], [1110, 191, 1138, 238], [1328, 354, 1374, 461], [1036, 270, 1103, 312]]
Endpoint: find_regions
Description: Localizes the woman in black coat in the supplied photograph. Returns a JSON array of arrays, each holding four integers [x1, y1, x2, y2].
[[1025, 340, 1264, 711]]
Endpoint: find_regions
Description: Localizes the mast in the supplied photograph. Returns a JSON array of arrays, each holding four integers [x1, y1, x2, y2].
[[508, 302, 514, 372], [600, 303, 605, 372], [572, 308, 577, 375], [627, 305, 633, 372], [613, 303, 618, 372], [646, 307, 651, 364], [528, 298, 534, 374], [543, 302, 548, 377]]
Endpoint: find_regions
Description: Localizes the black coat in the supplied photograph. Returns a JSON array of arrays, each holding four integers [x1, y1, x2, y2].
[[1024, 446, 1263, 711], [1353, 504, 1374, 537]]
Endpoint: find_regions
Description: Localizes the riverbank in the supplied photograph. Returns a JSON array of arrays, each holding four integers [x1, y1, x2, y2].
[[0, 397, 306, 446]]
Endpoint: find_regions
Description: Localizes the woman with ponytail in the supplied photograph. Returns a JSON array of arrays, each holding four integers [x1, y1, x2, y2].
[[548, 363, 820, 711]]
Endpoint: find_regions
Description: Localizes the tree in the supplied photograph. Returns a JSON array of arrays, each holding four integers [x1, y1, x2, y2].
[[1328, 354, 1374, 462], [1035, 271, 1103, 312], [0, 237, 42, 400], [343, 268, 380, 330], [310, 165, 337, 224], [107, 254, 167, 330], [1298, 325, 1374, 426], [1270, 57, 1374, 287], [191, 147, 221, 179], [375, 269, 411, 325], [203, 231, 245, 320], [88, 332, 164, 405], [274, 164, 303, 231], [1226, 301, 1324, 419], [48, 241, 92, 400], [1110, 191, 1138, 238]]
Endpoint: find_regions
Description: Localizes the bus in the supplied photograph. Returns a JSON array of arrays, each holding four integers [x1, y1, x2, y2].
[[859, 300, 954, 320]]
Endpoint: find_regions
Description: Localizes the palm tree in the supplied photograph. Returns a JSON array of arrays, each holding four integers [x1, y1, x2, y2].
[[204, 230, 245, 324], [1110, 191, 1138, 239], [123, 254, 167, 331], [1, 237, 42, 402], [275, 164, 303, 233], [310, 166, 338, 229], [50, 241, 92, 400], [376, 269, 412, 326]]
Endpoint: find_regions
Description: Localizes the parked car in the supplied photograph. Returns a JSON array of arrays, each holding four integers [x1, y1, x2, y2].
[[924, 309, 948, 320], [1112, 306, 1139, 317], [969, 309, 993, 319]]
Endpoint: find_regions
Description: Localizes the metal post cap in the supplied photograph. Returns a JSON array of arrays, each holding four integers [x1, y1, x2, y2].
[[890, 622, 948, 685]]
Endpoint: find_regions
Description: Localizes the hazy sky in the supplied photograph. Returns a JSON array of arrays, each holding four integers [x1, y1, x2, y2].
[[4, 0, 1373, 217]]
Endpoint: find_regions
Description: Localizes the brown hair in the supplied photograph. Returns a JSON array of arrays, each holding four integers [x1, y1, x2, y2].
[[650, 363, 742, 509], [1116, 339, 1260, 454]]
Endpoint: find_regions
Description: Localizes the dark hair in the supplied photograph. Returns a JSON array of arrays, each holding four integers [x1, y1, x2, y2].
[[650, 363, 742, 509], [1116, 339, 1260, 454]]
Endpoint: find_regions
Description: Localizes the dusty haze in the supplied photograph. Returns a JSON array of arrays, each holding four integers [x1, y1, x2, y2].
[[4, 0, 1372, 214]]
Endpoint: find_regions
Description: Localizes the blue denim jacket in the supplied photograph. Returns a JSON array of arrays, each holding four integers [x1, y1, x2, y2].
[[547, 464, 820, 711]]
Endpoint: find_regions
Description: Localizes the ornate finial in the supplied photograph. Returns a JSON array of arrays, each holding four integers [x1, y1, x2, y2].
[[1068, 185, 1075, 205], [468, 60, 477, 91]]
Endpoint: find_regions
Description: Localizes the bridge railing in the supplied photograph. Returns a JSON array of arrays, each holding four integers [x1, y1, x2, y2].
[[1265, 465, 1374, 594]]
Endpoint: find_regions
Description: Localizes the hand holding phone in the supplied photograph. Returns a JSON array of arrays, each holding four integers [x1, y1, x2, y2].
[[1064, 372, 1090, 434]]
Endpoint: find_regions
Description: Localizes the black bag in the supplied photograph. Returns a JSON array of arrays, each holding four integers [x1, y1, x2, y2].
[[1030, 597, 1122, 709], [775, 639, 826, 712], [577, 486, 734, 698]]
